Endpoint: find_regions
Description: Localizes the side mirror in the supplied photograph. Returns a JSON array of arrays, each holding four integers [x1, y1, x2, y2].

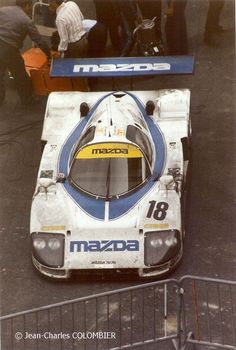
[[80, 102, 89, 117], [145, 100, 155, 116]]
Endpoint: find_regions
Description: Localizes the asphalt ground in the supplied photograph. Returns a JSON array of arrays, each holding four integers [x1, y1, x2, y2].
[[0, 0, 235, 320]]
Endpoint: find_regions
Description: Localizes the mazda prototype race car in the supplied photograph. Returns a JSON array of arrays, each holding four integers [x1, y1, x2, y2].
[[30, 89, 191, 279]]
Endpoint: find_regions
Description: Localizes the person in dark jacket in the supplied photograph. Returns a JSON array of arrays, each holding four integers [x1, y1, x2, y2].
[[0, 0, 51, 106], [93, 0, 137, 57], [93, 0, 121, 55]]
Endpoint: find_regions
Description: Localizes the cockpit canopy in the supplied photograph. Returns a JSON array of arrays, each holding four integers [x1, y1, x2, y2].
[[69, 142, 151, 199]]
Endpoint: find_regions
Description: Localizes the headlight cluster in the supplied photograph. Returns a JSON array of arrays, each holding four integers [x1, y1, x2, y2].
[[145, 230, 181, 266], [32, 233, 65, 268]]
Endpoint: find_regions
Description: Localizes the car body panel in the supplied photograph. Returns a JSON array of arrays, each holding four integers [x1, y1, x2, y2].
[[31, 89, 190, 278]]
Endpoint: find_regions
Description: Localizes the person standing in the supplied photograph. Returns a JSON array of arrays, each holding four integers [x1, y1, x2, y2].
[[48, 0, 87, 58], [0, 0, 51, 106], [165, 0, 188, 55], [204, 0, 225, 46], [93, 0, 137, 57], [93, 0, 121, 56], [114, 0, 137, 56]]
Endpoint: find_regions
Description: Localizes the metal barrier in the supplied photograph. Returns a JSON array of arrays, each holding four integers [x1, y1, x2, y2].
[[32, 1, 56, 37], [180, 276, 236, 350], [1, 276, 236, 350], [0, 279, 180, 350]]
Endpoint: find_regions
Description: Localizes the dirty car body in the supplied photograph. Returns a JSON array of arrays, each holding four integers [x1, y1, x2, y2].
[[30, 89, 191, 279]]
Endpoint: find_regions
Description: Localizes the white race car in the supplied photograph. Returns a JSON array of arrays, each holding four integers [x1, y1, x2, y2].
[[30, 89, 191, 279]]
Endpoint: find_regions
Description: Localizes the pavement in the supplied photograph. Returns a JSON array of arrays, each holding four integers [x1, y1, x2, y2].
[[0, 0, 235, 319]]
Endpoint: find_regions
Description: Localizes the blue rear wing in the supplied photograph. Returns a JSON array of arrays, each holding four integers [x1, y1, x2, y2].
[[50, 56, 194, 78]]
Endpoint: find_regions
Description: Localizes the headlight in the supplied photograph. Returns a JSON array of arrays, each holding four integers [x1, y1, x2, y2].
[[33, 238, 46, 250], [145, 230, 181, 266], [48, 238, 61, 250], [31, 233, 65, 268]]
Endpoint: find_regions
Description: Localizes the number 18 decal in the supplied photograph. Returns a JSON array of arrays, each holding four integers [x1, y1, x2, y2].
[[146, 201, 169, 220]]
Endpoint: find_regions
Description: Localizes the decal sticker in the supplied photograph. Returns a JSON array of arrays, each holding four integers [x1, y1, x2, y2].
[[169, 142, 177, 149], [96, 127, 106, 135], [91, 261, 117, 265], [114, 127, 125, 136], [50, 145, 57, 151], [70, 240, 139, 252], [76, 143, 143, 159], [40, 170, 53, 178], [146, 201, 169, 221], [144, 223, 169, 229], [73, 63, 170, 73], [41, 225, 66, 231]]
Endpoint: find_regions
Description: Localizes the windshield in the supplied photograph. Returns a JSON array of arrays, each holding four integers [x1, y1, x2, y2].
[[69, 143, 151, 199]]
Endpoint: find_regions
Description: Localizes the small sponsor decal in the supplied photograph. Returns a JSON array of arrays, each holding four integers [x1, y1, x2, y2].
[[96, 127, 106, 135], [144, 223, 169, 229], [70, 240, 139, 253], [91, 260, 117, 265], [41, 225, 66, 231], [40, 170, 53, 178], [114, 127, 125, 136]]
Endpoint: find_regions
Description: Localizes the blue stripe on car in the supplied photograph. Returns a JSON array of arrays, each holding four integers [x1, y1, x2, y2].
[[58, 92, 166, 220], [109, 92, 166, 219], [58, 93, 114, 220]]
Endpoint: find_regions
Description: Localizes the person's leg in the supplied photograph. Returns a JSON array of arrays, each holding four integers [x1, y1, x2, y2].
[[7, 46, 33, 104], [165, 0, 188, 55], [66, 39, 89, 90], [0, 68, 6, 107], [66, 36, 88, 58], [205, 0, 225, 44], [0, 61, 6, 107], [87, 22, 107, 57], [0, 40, 9, 106], [119, 13, 134, 56]]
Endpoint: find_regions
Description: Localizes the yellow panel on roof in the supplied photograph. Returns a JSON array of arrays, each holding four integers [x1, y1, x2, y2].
[[76, 143, 143, 159]]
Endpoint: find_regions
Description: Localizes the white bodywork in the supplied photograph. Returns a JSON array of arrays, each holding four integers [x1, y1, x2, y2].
[[31, 89, 191, 278]]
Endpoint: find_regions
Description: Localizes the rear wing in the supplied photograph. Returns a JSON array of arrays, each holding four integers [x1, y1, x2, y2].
[[50, 56, 194, 78]]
